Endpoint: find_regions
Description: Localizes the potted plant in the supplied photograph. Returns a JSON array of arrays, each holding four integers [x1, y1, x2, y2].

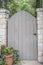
[[0, 49, 8, 65], [0, 45, 20, 65], [0, 54, 7, 65], [1, 45, 14, 65]]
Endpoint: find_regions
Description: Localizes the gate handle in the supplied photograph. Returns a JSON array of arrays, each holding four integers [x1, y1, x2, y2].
[[33, 33, 37, 35]]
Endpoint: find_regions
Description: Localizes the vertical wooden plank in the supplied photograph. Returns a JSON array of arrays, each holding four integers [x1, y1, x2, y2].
[[33, 18, 38, 60], [18, 12, 23, 60], [25, 13, 30, 60], [14, 13, 19, 50], [21, 11, 26, 60], [8, 17, 15, 47]]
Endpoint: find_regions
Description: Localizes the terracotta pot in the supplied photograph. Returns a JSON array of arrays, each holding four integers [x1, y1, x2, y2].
[[4, 54, 14, 65]]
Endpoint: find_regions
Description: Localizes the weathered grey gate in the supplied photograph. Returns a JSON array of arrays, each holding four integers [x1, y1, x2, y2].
[[8, 11, 37, 60]]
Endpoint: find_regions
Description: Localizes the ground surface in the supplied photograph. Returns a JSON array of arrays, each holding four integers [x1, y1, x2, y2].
[[21, 60, 43, 65]]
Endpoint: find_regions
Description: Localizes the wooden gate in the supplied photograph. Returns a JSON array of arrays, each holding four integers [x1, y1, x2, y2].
[[8, 11, 38, 60]]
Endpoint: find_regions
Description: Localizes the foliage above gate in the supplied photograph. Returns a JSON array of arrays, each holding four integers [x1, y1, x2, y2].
[[0, 0, 43, 17]]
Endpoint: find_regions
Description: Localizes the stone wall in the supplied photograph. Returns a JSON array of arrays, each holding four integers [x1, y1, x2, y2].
[[37, 8, 43, 62], [0, 9, 9, 48]]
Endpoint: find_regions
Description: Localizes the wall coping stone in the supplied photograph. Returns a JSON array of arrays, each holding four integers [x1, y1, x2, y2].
[[0, 9, 9, 14], [36, 8, 43, 12]]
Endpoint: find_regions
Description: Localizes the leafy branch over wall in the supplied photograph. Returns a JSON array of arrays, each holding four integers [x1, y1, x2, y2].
[[0, 0, 43, 17]]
